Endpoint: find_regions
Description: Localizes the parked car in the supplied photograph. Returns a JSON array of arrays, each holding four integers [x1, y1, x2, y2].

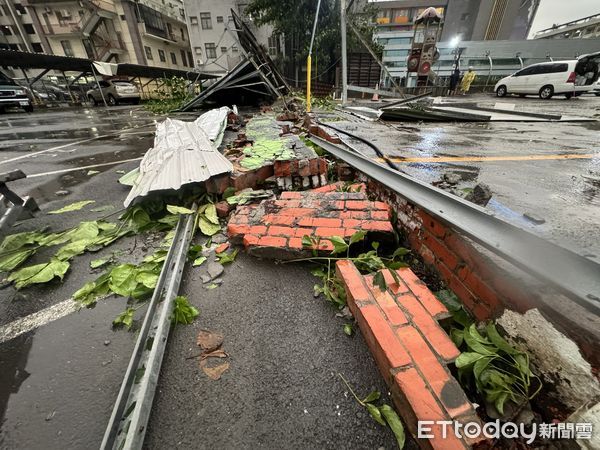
[[87, 80, 140, 106], [495, 52, 600, 99], [593, 81, 600, 97], [0, 71, 33, 113]]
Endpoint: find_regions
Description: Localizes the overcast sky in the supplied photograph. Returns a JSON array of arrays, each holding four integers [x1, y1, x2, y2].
[[529, 0, 600, 36]]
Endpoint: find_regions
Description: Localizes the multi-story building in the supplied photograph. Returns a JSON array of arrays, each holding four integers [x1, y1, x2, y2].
[[533, 13, 600, 40], [1, 0, 194, 70], [372, 0, 540, 83], [183, 0, 283, 75]]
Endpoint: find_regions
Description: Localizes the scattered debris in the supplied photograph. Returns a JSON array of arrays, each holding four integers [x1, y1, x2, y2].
[[215, 243, 229, 254], [196, 329, 230, 380], [196, 329, 224, 352], [54, 190, 70, 196], [207, 261, 224, 280], [225, 189, 273, 206], [523, 212, 546, 225], [200, 360, 230, 380], [464, 183, 493, 207]]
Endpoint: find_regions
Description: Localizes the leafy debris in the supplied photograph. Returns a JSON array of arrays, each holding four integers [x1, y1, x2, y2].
[[171, 296, 199, 325], [48, 200, 95, 214]]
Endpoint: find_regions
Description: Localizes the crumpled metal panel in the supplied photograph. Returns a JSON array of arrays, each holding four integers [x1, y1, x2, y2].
[[124, 108, 233, 206]]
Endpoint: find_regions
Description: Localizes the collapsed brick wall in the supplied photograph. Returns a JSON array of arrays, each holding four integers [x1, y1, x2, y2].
[[361, 178, 600, 368]]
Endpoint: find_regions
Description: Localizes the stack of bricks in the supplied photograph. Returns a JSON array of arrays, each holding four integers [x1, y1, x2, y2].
[[273, 157, 328, 191], [336, 260, 483, 450], [227, 183, 394, 259]]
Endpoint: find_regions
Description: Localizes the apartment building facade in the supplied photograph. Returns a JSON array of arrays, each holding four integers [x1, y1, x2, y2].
[[1, 0, 194, 71], [534, 13, 600, 40], [183, 0, 283, 75], [372, 0, 540, 82]]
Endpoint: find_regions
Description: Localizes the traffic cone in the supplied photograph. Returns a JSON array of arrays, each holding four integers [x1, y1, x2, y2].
[[372, 83, 379, 101]]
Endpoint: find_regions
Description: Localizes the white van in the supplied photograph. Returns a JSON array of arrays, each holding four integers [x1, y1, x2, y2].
[[495, 53, 600, 99]]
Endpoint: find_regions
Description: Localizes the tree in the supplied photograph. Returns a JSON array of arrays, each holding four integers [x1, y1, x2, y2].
[[245, 0, 380, 84]]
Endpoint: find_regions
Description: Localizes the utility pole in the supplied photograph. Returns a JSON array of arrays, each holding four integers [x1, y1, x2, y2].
[[340, 0, 348, 103], [306, 0, 322, 113]]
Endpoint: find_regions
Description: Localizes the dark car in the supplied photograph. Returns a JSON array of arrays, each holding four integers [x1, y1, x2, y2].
[[0, 71, 33, 112]]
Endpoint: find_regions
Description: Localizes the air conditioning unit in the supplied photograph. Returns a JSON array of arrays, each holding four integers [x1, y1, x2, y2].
[[60, 9, 72, 18], [44, 6, 52, 13]]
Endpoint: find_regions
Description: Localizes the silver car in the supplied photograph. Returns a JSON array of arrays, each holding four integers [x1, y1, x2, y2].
[[87, 80, 140, 106]]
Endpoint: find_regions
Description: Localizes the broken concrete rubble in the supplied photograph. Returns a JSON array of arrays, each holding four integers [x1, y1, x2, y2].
[[226, 183, 394, 259]]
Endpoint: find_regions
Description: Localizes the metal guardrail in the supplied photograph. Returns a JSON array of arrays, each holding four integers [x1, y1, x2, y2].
[[308, 135, 600, 315], [100, 207, 196, 450]]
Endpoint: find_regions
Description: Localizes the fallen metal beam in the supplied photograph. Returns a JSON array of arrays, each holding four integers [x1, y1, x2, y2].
[[308, 136, 600, 315], [100, 208, 196, 450], [0, 170, 38, 235], [347, 84, 404, 98], [380, 91, 433, 109]]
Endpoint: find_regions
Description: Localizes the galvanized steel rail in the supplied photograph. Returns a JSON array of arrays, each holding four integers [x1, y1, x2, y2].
[[309, 135, 600, 315], [100, 208, 197, 450]]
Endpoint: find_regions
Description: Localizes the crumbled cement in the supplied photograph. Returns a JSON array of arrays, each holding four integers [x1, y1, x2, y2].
[[567, 401, 600, 449], [465, 183, 492, 207], [497, 309, 600, 410], [207, 262, 224, 280]]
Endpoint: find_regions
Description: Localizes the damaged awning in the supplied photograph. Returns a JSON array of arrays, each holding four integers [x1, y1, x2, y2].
[[177, 9, 289, 111], [124, 107, 233, 206]]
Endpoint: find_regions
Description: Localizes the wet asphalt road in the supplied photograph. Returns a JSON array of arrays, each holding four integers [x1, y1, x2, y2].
[[324, 93, 600, 259], [0, 106, 399, 449]]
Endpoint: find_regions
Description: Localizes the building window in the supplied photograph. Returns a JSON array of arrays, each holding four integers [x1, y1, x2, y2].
[[180, 49, 187, 66], [144, 46, 153, 60], [170, 52, 177, 64], [14, 3, 26, 14], [32, 42, 43, 52], [1, 5, 8, 16], [158, 49, 166, 62], [61, 40, 74, 56], [205, 42, 216, 58], [187, 51, 193, 66], [194, 47, 202, 55], [268, 34, 278, 56], [227, 16, 233, 22], [24, 23, 35, 34], [232, 44, 238, 52], [217, 16, 223, 23], [180, 28, 184, 40], [189, 16, 198, 25], [200, 12, 212, 29], [1, 25, 12, 36]]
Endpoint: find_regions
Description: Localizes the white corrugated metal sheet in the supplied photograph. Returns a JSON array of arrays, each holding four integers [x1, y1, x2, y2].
[[124, 107, 233, 206]]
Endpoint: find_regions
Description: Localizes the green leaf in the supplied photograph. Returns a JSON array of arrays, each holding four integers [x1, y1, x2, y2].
[[223, 186, 236, 199], [0, 249, 35, 272], [63, 221, 100, 243], [73, 273, 111, 306], [8, 259, 70, 289], [485, 322, 519, 355], [366, 403, 386, 426], [90, 258, 109, 269], [48, 200, 95, 214], [0, 231, 44, 253], [204, 204, 219, 225], [135, 271, 159, 289], [391, 247, 410, 259], [362, 390, 380, 404], [373, 271, 387, 291], [87, 170, 100, 176], [450, 328, 464, 347], [349, 230, 367, 245], [494, 392, 509, 416], [371, 241, 380, 250], [343, 323, 353, 336], [198, 216, 221, 236], [193, 256, 207, 267], [206, 283, 219, 290], [379, 404, 406, 449], [166, 205, 194, 215], [108, 264, 139, 297], [301, 235, 314, 248], [217, 248, 238, 265], [90, 205, 115, 213], [464, 325, 496, 355], [328, 236, 348, 255], [455, 351, 487, 368], [187, 244, 203, 260], [171, 296, 199, 324], [113, 307, 135, 330], [158, 214, 179, 228], [55, 240, 89, 261]]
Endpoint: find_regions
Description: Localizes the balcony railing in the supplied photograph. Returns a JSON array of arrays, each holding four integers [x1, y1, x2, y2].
[[41, 22, 82, 35]]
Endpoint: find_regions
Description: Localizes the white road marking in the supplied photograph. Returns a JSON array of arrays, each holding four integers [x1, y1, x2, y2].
[[0, 128, 154, 166], [0, 299, 79, 343], [27, 157, 143, 178]]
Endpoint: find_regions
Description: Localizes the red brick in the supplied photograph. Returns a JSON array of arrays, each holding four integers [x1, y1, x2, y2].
[[396, 292, 460, 362], [397, 268, 448, 318], [278, 208, 316, 217], [336, 260, 372, 304], [371, 210, 390, 220], [268, 226, 297, 238], [280, 191, 303, 199], [247, 225, 268, 235], [339, 210, 370, 219], [420, 244, 436, 266], [312, 183, 337, 193], [315, 227, 347, 237], [417, 209, 448, 239], [367, 277, 409, 326], [274, 160, 291, 177], [289, 159, 299, 174], [215, 243, 230, 254], [397, 326, 473, 419], [215, 201, 231, 218], [342, 219, 367, 229], [357, 304, 412, 374], [227, 224, 251, 237], [373, 201, 390, 212], [288, 238, 304, 249], [319, 158, 328, 174], [243, 234, 260, 247], [457, 268, 502, 314], [258, 236, 287, 247], [312, 218, 342, 228], [316, 240, 334, 251], [274, 199, 301, 208], [333, 200, 345, 210], [380, 269, 410, 295], [394, 368, 467, 450], [423, 231, 459, 271], [362, 221, 394, 232], [298, 160, 311, 176], [263, 214, 296, 226], [346, 200, 370, 210], [309, 158, 319, 175], [445, 274, 478, 313]]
